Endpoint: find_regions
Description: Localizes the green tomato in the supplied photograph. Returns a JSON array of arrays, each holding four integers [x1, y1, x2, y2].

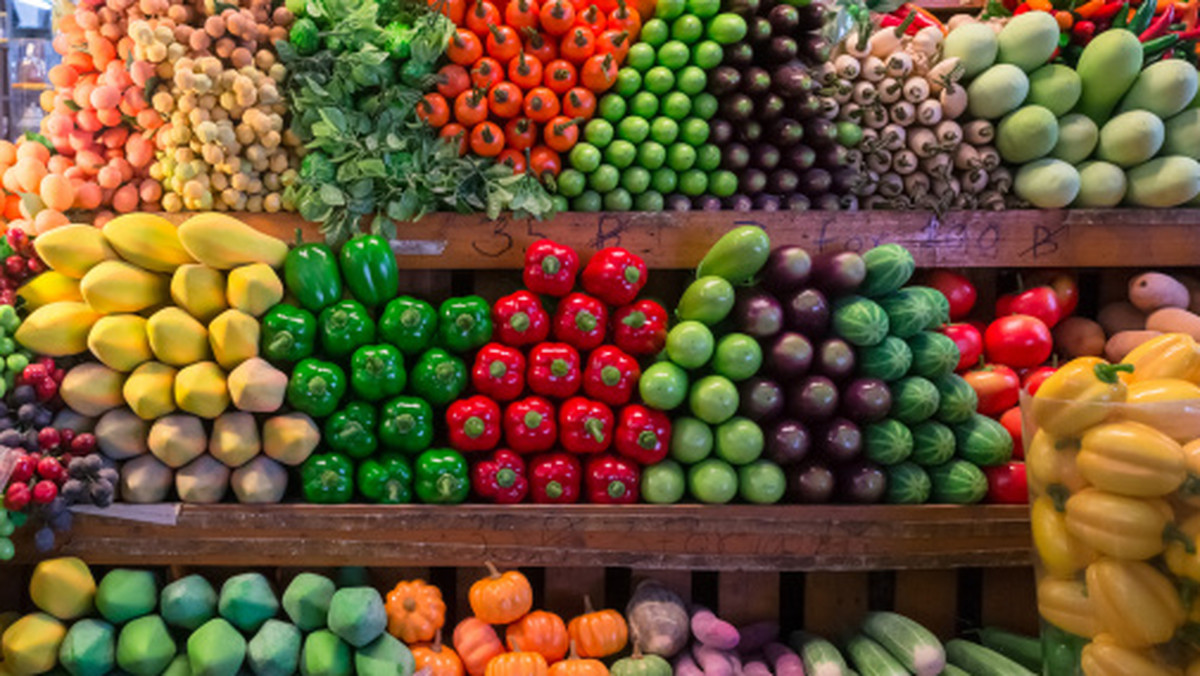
[[551, 195, 570, 213], [572, 190, 603, 212], [657, 40, 691, 70], [688, 458, 738, 504], [617, 116, 651, 144], [687, 0, 721, 18], [707, 12, 748, 44], [627, 42, 657, 71], [678, 168, 708, 196], [714, 416, 764, 465], [739, 460, 786, 504], [665, 320, 715, 369], [691, 40, 723, 68], [708, 170, 738, 198], [837, 121, 864, 147], [637, 141, 667, 170], [661, 92, 692, 120], [671, 14, 704, 43], [692, 93, 719, 120], [557, 169, 587, 197], [621, 166, 652, 194], [629, 92, 660, 118], [675, 66, 707, 95], [654, 0, 685, 19], [605, 140, 638, 169], [599, 93, 627, 122], [713, 333, 762, 381], [650, 117, 679, 145], [0, 517, 13, 538], [695, 143, 721, 171], [584, 119, 614, 148], [569, 143, 602, 173], [614, 67, 643, 98], [677, 275, 735, 325], [640, 361, 689, 411], [689, 374, 739, 424], [641, 460, 687, 504], [641, 17, 672, 44], [643, 66, 676, 95], [666, 143, 696, 172], [679, 117, 710, 146], [588, 164, 621, 192], [671, 416, 713, 464], [635, 190, 665, 211], [651, 167, 678, 194], [603, 188, 634, 212]]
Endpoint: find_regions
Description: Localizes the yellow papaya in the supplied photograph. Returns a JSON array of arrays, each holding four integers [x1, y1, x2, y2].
[[60, 363, 126, 417], [228, 358, 287, 413], [226, 263, 284, 317], [176, 213, 287, 270], [33, 224, 118, 278], [122, 362, 177, 420], [80, 261, 169, 314], [101, 213, 194, 273], [209, 411, 260, 468], [29, 558, 95, 621], [170, 264, 227, 323], [146, 308, 210, 367], [1, 613, 66, 676], [87, 315, 151, 372], [207, 309, 259, 370], [14, 302, 102, 356], [174, 361, 229, 418], [17, 272, 81, 310]]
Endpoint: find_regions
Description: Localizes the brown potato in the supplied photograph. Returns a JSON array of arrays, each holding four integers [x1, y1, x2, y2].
[[1053, 317, 1106, 358], [1105, 330, 1164, 362], [1129, 272, 1190, 313], [1097, 301, 1146, 335], [1146, 307, 1200, 341]]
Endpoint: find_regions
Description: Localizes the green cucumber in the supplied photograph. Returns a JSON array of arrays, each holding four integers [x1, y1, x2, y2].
[[790, 631, 850, 676], [861, 612, 945, 676], [845, 635, 908, 676], [978, 627, 1042, 673], [940, 666, 971, 676], [945, 639, 1036, 676]]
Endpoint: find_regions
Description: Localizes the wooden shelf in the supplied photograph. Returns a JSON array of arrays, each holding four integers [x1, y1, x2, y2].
[[14, 504, 1033, 571]]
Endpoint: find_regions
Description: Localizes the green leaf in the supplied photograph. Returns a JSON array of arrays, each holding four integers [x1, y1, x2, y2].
[[358, 158, 387, 178], [319, 184, 346, 205]]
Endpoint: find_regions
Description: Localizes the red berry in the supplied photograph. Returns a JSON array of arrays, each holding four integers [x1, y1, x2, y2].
[[37, 427, 61, 451], [31, 480, 57, 504], [6, 229, 27, 252], [5, 256, 26, 279], [0, 278, 14, 291], [26, 258, 45, 274], [36, 456, 64, 481], [10, 454, 35, 483], [37, 357, 56, 370], [35, 378, 58, 402], [51, 368, 65, 383], [0, 291, 15, 306], [22, 363, 48, 384], [60, 429, 75, 447], [4, 483, 30, 511], [70, 433, 95, 455]]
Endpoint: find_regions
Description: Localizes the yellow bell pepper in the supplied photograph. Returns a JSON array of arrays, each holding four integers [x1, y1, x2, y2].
[[1081, 634, 1183, 676], [1077, 421, 1186, 497], [1165, 513, 1200, 582], [1065, 489, 1181, 560], [1180, 440, 1200, 508], [1038, 577, 1102, 639], [1121, 333, 1200, 384], [1032, 357, 1133, 438], [1033, 494, 1098, 577], [1087, 559, 1186, 647], [1123, 378, 1200, 442], [1027, 431, 1088, 497]]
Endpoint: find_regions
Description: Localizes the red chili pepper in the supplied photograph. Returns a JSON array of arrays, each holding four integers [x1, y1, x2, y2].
[[1176, 25, 1200, 38], [585, 454, 639, 504], [471, 343, 526, 402], [559, 396, 614, 454], [582, 345, 640, 406], [613, 404, 670, 465], [1141, 3, 1175, 39], [529, 452, 582, 503], [580, 247, 647, 307], [527, 342, 582, 398], [503, 396, 558, 454], [472, 449, 529, 503], [492, 290, 551, 347], [611, 299, 668, 356], [1090, 1, 1126, 19], [553, 292, 609, 351], [1072, 19, 1097, 44], [1013, 2, 1033, 13], [524, 239, 580, 297], [446, 395, 502, 452]]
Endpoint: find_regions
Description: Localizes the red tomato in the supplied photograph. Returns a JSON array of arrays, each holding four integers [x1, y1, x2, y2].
[[1021, 365, 1056, 395], [1030, 270, 1079, 316], [999, 406, 1024, 460], [964, 364, 1020, 416], [923, 270, 977, 321], [995, 292, 1015, 317], [1008, 287, 1062, 328], [941, 323, 983, 373], [985, 315, 1053, 369], [984, 462, 1027, 504]]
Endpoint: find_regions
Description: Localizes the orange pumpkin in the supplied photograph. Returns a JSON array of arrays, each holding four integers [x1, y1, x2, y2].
[[506, 610, 569, 662], [469, 562, 533, 625], [484, 649, 549, 676], [412, 630, 465, 676], [549, 642, 609, 676], [453, 616, 506, 676], [567, 596, 628, 658], [386, 579, 447, 644]]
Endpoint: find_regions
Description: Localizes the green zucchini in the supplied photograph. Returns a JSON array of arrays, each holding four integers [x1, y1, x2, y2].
[[846, 635, 908, 676], [790, 631, 850, 676], [939, 666, 971, 676], [945, 639, 1036, 676], [977, 627, 1042, 672], [861, 612, 946, 676]]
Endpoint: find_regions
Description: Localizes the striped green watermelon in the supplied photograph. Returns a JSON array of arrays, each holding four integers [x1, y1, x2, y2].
[[889, 376, 940, 425], [859, 244, 916, 298], [877, 289, 934, 339], [929, 460, 988, 504], [953, 414, 1014, 467], [859, 337, 913, 382], [885, 462, 931, 504], [908, 286, 952, 329], [910, 421, 956, 467], [864, 419, 914, 466], [934, 374, 979, 425], [907, 332, 960, 380], [832, 296, 890, 347]]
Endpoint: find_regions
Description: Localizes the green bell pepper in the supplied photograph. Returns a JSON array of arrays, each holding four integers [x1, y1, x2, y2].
[[379, 396, 435, 453], [287, 358, 347, 418], [350, 344, 406, 401], [262, 304, 317, 363], [339, 235, 399, 308], [319, 300, 376, 359], [284, 229, 343, 313], [438, 296, 493, 353], [323, 402, 378, 459], [300, 452, 354, 503], [357, 453, 413, 504], [414, 449, 469, 504], [409, 349, 467, 407], [379, 296, 438, 356]]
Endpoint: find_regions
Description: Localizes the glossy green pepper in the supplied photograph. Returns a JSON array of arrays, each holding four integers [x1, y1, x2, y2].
[[287, 358, 347, 418], [300, 452, 354, 503], [261, 304, 317, 363], [379, 396, 434, 454], [379, 296, 438, 356], [339, 235, 399, 308], [357, 453, 413, 504], [284, 230, 343, 313], [414, 449, 469, 504], [319, 300, 376, 359], [409, 349, 467, 407], [323, 402, 378, 459], [350, 344, 406, 401], [438, 296, 493, 353]]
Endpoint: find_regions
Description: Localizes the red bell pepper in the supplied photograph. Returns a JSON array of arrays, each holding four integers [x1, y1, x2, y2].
[[553, 292, 609, 351], [503, 396, 558, 454], [471, 343, 526, 401], [529, 452, 582, 503], [611, 299, 668, 356], [524, 239, 580, 297], [559, 396, 614, 454], [1022, 365, 1057, 395], [585, 454, 639, 504], [446, 395, 502, 452], [984, 462, 1027, 504], [580, 247, 648, 307], [492, 290, 551, 347], [527, 342, 582, 398], [614, 404, 670, 465], [472, 449, 529, 503], [1072, 19, 1096, 44], [582, 345, 641, 406]]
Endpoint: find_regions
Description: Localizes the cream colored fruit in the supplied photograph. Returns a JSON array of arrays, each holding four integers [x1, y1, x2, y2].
[[146, 307, 210, 366], [80, 260, 169, 314], [60, 363, 126, 417], [101, 213, 195, 272], [123, 361, 178, 420], [170, 264, 228, 322], [33, 224, 118, 278], [176, 213, 287, 270], [87, 315, 152, 372]]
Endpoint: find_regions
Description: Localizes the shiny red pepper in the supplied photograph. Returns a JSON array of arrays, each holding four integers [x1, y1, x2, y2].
[[446, 395, 502, 452], [559, 396, 614, 454], [580, 247, 647, 307], [553, 293, 609, 351], [1072, 19, 1096, 44], [529, 452, 582, 503], [614, 404, 670, 465], [524, 239, 580, 297], [582, 345, 640, 406], [472, 449, 529, 503], [1140, 3, 1174, 40], [585, 454, 639, 504], [503, 396, 557, 454], [527, 343, 582, 398], [611, 300, 668, 356], [492, 290, 551, 347], [472, 343, 526, 401]]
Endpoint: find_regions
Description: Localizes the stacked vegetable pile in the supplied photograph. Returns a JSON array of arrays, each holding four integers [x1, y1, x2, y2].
[[1076, 270, 1200, 363]]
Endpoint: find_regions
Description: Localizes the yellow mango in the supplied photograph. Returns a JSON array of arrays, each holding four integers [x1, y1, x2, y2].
[[14, 302, 102, 356], [210, 411, 260, 468], [176, 213, 287, 270], [226, 264, 283, 317], [208, 309, 259, 370], [87, 315, 151, 372], [33, 224, 118, 278], [122, 362, 177, 420], [170, 264, 227, 323], [174, 361, 229, 418], [29, 558, 95, 621], [228, 357, 287, 413], [80, 261, 168, 314], [17, 272, 81, 311], [101, 213, 194, 272], [1, 613, 66, 676], [147, 414, 206, 468], [146, 308, 210, 366], [60, 363, 126, 417]]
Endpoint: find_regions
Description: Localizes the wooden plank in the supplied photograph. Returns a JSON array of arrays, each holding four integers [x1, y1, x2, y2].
[[981, 567, 1039, 636], [717, 572, 780, 626], [544, 568, 606, 617], [804, 572, 868, 638], [893, 570, 959, 638]]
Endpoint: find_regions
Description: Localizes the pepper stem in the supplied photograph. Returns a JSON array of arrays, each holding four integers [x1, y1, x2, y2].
[[638, 430, 658, 450], [541, 254, 561, 276], [455, 313, 477, 331], [384, 479, 404, 504], [394, 413, 415, 434], [551, 358, 569, 377], [329, 309, 349, 330], [510, 311, 530, 333], [585, 417, 605, 442], [607, 480, 626, 499], [267, 332, 295, 354], [437, 473, 461, 500], [496, 467, 517, 488], [308, 376, 329, 397], [294, 228, 305, 246], [601, 365, 621, 386], [622, 311, 646, 329], [1094, 362, 1135, 383], [545, 480, 563, 499], [624, 265, 641, 285], [464, 416, 485, 439], [435, 362, 459, 382], [1165, 522, 1197, 555], [401, 308, 422, 328], [576, 310, 597, 332], [524, 410, 543, 429], [334, 421, 365, 444], [489, 360, 508, 379], [366, 355, 386, 375]]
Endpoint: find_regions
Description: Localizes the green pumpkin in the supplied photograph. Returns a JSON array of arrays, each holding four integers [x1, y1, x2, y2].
[[610, 652, 673, 676]]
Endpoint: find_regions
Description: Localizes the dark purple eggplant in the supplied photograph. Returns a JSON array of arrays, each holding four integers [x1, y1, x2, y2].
[[786, 193, 812, 211], [765, 331, 813, 380], [799, 33, 831, 62], [727, 0, 760, 15], [750, 16, 772, 42], [752, 144, 781, 171], [768, 118, 804, 146], [798, 168, 831, 196], [768, 36, 799, 61], [739, 377, 784, 422], [788, 94, 822, 118], [709, 67, 743, 96], [756, 93, 785, 120], [819, 144, 851, 169], [796, 3, 825, 28], [787, 375, 839, 421], [787, 460, 834, 503], [666, 194, 693, 211], [742, 67, 772, 96], [721, 94, 755, 122], [726, 42, 755, 66], [832, 168, 860, 193], [813, 193, 841, 211], [710, 119, 734, 145], [838, 460, 887, 504], [841, 378, 892, 423], [754, 194, 782, 211], [723, 143, 750, 171], [763, 245, 811, 293], [811, 251, 866, 295], [767, 419, 810, 466], [768, 169, 799, 194], [726, 194, 754, 211], [784, 287, 829, 337], [816, 338, 856, 381], [695, 195, 723, 211], [818, 417, 861, 463], [786, 144, 816, 171], [771, 62, 812, 98], [738, 120, 764, 143], [734, 287, 784, 337], [804, 117, 838, 148], [740, 168, 767, 195], [767, 4, 800, 32]]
